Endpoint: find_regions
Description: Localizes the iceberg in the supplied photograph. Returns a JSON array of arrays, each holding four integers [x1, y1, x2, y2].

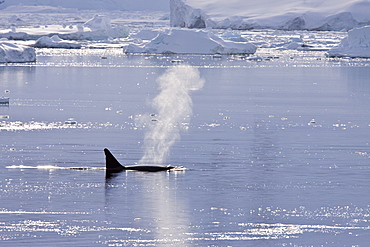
[[125, 29, 257, 55], [170, 0, 370, 31], [0, 41, 36, 63], [66, 14, 130, 40], [56, 15, 130, 41], [0, 11, 130, 41], [84, 15, 112, 31], [33, 35, 81, 48], [328, 25, 370, 58], [170, 0, 205, 28], [130, 29, 162, 42]]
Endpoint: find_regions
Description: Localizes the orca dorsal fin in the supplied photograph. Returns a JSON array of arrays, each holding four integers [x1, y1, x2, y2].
[[104, 148, 125, 172]]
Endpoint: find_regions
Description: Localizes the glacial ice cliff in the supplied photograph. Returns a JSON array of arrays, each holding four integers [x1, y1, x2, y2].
[[170, 0, 370, 31], [328, 25, 370, 58]]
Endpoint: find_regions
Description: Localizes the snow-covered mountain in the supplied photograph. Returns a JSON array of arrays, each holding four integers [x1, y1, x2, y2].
[[0, 0, 169, 11], [170, 0, 370, 31], [3, 0, 370, 31]]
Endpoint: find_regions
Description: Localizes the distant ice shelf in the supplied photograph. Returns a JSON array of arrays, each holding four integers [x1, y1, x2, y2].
[[170, 0, 370, 31]]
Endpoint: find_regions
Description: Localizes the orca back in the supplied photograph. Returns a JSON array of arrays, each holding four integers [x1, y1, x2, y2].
[[125, 165, 174, 172], [104, 148, 125, 172], [104, 148, 175, 173]]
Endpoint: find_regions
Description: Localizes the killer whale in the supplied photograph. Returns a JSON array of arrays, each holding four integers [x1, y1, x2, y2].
[[104, 148, 175, 172]]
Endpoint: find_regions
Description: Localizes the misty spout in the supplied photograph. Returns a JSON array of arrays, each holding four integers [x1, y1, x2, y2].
[[139, 65, 205, 165]]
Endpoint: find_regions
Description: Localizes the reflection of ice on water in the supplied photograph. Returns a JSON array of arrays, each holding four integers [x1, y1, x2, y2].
[[184, 222, 370, 241], [147, 175, 190, 247], [104, 172, 191, 247], [0, 120, 132, 131], [0, 120, 80, 131], [0, 217, 147, 238], [1, 198, 369, 244]]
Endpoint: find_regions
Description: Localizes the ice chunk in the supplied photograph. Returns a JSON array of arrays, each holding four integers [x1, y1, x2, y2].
[[220, 31, 248, 42], [0, 97, 9, 104], [328, 25, 370, 58], [33, 35, 81, 48], [64, 119, 77, 125], [170, 0, 206, 28], [125, 29, 257, 55], [0, 41, 36, 63], [84, 15, 112, 31], [131, 29, 163, 42]]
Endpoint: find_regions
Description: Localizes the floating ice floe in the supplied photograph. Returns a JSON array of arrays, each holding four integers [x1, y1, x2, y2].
[[274, 37, 324, 51], [60, 14, 129, 41], [0, 13, 129, 42], [33, 35, 81, 48], [220, 31, 249, 42], [64, 118, 77, 125], [0, 41, 36, 63], [125, 29, 257, 55], [328, 25, 370, 58], [0, 97, 9, 104]]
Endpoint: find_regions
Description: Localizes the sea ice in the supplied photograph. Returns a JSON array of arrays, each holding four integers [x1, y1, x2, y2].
[[130, 29, 163, 42], [33, 35, 81, 48], [0, 41, 36, 62], [84, 15, 112, 31], [328, 25, 370, 58], [0, 11, 130, 42], [76, 14, 130, 40], [125, 29, 257, 55]]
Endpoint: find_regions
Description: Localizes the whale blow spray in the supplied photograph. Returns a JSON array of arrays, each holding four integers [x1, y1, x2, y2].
[[139, 65, 205, 165]]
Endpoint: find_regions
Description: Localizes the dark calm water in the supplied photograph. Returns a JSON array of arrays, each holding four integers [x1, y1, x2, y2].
[[1, 50, 370, 246]]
